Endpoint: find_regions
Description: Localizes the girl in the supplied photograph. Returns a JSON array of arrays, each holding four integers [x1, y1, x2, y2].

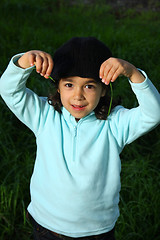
[[0, 37, 160, 240]]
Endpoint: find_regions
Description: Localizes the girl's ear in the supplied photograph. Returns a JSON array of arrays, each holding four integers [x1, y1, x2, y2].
[[57, 79, 61, 93], [101, 86, 107, 97]]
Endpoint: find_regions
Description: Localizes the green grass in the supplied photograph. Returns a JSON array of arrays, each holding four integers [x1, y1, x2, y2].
[[0, 0, 160, 239]]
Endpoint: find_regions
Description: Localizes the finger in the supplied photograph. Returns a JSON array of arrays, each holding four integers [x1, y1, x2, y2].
[[99, 59, 110, 79], [103, 64, 112, 78], [35, 55, 43, 73], [100, 63, 114, 85], [110, 68, 122, 82], [44, 55, 54, 78], [100, 57, 115, 78], [28, 53, 36, 67], [40, 56, 49, 76], [104, 65, 119, 84], [99, 62, 105, 79]]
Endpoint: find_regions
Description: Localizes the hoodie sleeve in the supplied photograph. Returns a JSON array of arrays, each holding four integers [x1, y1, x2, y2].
[[110, 70, 160, 147], [0, 54, 50, 135]]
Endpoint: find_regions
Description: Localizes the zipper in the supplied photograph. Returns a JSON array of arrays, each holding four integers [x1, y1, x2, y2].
[[74, 126, 77, 137], [72, 125, 77, 161]]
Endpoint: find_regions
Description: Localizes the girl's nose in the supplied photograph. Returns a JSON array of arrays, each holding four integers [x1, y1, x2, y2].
[[73, 87, 85, 100]]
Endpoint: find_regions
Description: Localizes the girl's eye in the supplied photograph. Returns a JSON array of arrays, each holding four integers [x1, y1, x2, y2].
[[65, 83, 73, 88], [85, 85, 95, 89]]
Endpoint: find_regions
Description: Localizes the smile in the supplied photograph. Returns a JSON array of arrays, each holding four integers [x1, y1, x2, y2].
[[71, 105, 86, 111]]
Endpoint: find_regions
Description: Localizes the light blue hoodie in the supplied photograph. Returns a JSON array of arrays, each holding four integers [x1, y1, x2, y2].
[[0, 54, 160, 237]]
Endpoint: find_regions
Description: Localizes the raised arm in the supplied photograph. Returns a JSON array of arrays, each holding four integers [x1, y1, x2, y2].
[[100, 58, 160, 146], [0, 51, 54, 135]]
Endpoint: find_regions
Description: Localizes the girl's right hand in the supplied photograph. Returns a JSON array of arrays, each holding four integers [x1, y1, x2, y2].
[[17, 50, 54, 79]]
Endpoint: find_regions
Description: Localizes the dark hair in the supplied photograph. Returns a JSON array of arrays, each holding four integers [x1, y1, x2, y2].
[[48, 37, 117, 120]]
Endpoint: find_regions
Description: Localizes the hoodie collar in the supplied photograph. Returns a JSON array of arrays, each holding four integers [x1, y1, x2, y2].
[[62, 107, 97, 125]]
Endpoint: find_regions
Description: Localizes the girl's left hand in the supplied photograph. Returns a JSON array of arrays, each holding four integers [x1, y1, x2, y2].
[[99, 57, 145, 84]]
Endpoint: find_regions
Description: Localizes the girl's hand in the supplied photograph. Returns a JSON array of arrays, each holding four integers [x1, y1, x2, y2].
[[17, 50, 54, 79], [99, 57, 145, 84]]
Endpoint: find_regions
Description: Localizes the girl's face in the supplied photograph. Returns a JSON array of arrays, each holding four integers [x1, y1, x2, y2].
[[58, 76, 106, 121]]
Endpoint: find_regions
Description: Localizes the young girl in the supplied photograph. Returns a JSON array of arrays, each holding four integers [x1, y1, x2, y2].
[[0, 37, 160, 240]]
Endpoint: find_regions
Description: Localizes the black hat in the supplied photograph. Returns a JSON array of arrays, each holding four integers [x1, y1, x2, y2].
[[51, 37, 112, 82]]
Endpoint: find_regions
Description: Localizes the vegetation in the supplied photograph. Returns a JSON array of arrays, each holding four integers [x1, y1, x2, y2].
[[0, 0, 160, 239]]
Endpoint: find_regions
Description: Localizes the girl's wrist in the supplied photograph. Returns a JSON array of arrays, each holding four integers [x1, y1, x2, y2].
[[129, 68, 145, 83], [17, 54, 31, 69], [15, 60, 23, 68]]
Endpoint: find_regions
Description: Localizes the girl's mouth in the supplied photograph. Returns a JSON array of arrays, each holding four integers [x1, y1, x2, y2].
[[71, 105, 86, 111]]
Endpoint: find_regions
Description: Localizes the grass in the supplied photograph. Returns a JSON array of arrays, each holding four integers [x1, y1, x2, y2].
[[0, 0, 160, 239]]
